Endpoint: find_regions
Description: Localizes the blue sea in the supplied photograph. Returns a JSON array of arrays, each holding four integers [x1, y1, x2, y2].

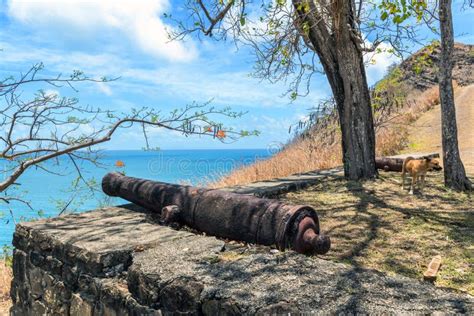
[[0, 149, 270, 250]]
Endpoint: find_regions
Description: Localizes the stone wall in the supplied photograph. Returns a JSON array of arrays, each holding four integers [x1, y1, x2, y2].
[[10, 205, 164, 315], [10, 204, 474, 315]]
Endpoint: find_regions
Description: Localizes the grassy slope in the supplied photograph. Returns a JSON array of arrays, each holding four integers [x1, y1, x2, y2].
[[212, 43, 473, 187], [214, 43, 474, 295], [210, 80, 434, 188], [284, 172, 473, 295], [404, 84, 474, 174]]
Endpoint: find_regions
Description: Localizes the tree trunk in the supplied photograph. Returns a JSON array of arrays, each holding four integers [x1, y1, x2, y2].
[[438, 0, 472, 191], [333, 2, 376, 180], [293, 0, 377, 180]]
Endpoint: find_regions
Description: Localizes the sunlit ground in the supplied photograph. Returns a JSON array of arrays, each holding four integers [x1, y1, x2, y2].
[[283, 171, 473, 295]]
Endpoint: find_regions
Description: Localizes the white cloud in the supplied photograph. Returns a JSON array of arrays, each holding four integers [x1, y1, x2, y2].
[[364, 42, 401, 85], [0, 38, 323, 110], [7, 0, 196, 62], [122, 66, 328, 109], [44, 89, 59, 98], [97, 82, 113, 96]]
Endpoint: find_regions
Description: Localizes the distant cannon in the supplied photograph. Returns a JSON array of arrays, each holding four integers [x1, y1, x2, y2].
[[376, 153, 440, 172], [102, 172, 330, 255]]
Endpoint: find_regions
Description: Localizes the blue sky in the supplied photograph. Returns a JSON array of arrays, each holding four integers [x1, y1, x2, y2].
[[0, 0, 473, 150]]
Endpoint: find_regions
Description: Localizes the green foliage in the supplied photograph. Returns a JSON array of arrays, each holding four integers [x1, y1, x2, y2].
[[2, 245, 13, 267], [51, 176, 103, 216], [295, 2, 310, 13], [374, 65, 403, 91], [379, 0, 428, 24], [372, 64, 406, 110], [276, 0, 286, 6], [468, 49, 474, 58], [67, 116, 90, 124], [290, 91, 298, 101], [301, 21, 310, 35], [369, 60, 412, 132], [411, 40, 439, 75]]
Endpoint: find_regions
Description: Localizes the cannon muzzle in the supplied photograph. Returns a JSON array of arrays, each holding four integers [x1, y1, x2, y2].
[[102, 172, 330, 255]]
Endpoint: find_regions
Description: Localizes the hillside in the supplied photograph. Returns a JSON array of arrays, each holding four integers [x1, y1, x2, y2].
[[398, 42, 473, 174], [404, 84, 474, 174], [212, 42, 474, 187], [399, 42, 473, 91]]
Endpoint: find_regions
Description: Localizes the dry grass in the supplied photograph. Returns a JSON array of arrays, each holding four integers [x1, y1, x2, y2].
[[211, 86, 446, 188], [283, 171, 473, 295], [211, 133, 342, 188], [0, 260, 12, 315], [403, 84, 474, 173]]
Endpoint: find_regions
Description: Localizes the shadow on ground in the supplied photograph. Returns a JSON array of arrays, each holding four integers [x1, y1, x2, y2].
[[283, 171, 473, 295]]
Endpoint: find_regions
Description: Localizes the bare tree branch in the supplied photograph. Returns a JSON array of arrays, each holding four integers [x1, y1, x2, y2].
[[0, 65, 257, 209]]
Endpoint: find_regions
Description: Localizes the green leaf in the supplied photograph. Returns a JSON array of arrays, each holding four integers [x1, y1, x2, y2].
[[393, 15, 403, 24], [240, 16, 246, 26]]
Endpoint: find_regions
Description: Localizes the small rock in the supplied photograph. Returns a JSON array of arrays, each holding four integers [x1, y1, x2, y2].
[[134, 245, 145, 252]]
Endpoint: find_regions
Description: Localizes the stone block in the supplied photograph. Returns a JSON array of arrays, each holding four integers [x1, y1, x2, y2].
[[9, 204, 474, 315], [70, 293, 93, 316]]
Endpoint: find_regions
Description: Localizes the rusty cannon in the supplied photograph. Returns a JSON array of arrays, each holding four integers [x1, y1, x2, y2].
[[376, 153, 440, 172], [102, 172, 330, 255]]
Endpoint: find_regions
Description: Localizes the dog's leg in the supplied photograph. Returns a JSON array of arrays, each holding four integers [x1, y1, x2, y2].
[[409, 175, 416, 195], [402, 169, 406, 190], [420, 175, 426, 193]]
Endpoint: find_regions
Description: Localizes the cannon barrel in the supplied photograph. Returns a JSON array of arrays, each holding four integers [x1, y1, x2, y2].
[[376, 153, 440, 172], [102, 172, 330, 255], [375, 157, 404, 172]]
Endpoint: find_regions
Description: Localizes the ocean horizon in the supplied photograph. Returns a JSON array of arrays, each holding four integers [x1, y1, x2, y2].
[[0, 149, 271, 249]]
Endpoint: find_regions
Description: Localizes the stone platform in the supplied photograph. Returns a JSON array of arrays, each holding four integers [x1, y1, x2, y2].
[[10, 204, 474, 315], [222, 154, 440, 198], [224, 167, 344, 197]]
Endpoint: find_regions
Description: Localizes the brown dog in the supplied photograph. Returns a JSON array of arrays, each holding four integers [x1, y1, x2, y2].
[[402, 156, 442, 194]]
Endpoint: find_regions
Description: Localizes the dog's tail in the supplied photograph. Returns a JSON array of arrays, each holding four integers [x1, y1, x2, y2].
[[401, 156, 414, 189], [402, 156, 415, 174]]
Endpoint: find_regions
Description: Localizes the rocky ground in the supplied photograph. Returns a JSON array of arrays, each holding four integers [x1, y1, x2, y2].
[[399, 42, 473, 91]]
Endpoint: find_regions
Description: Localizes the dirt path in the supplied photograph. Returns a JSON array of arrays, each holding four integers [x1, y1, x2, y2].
[[405, 84, 474, 174]]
